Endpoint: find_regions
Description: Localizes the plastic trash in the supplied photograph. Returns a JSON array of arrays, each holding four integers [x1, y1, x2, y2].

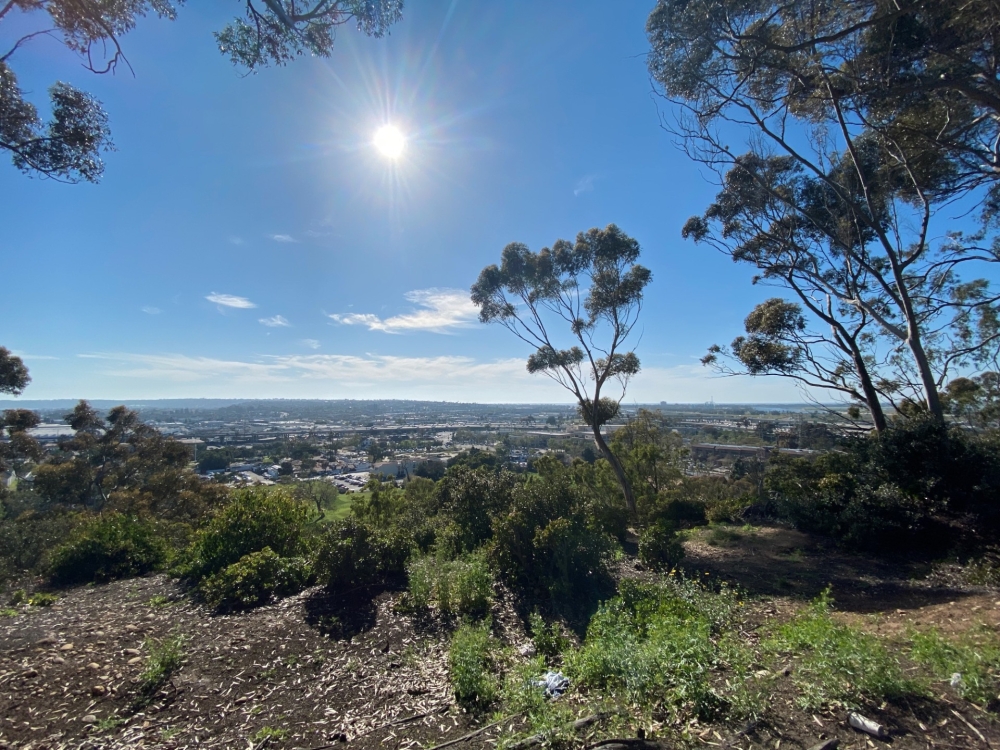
[[847, 711, 890, 740], [950, 672, 964, 689], [532, 670, 570, 699], [518, 643, 537, 658]]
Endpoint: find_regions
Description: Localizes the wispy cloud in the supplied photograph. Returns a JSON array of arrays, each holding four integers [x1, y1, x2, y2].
[[206, 292, 256, 309], [228, 236, 245, 246], [141, 306, 162, 315], [259, 315, 291, 328], [73, 352, 810, 402], [269, 234, 298, 243], [329, 288, 478, 334], [573, 174, 597, 196], [301, 339, 321, 350]]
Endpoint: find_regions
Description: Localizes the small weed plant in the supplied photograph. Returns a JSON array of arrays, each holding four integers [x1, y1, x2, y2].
[[448, 620, 500, 710], [252, 726, 289, 742], [28, 592, 58, 606], [910, 626, 1000, 705], [765, 588, 912, 709], [135, 632, 186, 707]]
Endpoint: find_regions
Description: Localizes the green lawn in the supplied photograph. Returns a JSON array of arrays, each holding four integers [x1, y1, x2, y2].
[[320, 491, 369, 522]]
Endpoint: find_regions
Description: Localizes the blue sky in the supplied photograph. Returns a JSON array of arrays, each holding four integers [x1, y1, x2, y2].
[[1, 0, 805, 404]]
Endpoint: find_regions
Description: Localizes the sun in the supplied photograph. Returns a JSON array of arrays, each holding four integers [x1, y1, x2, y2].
[[373, 125, 405, 158]]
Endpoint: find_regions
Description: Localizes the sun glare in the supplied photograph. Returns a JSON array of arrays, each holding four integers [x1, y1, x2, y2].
[[373, 125, 405, 158]]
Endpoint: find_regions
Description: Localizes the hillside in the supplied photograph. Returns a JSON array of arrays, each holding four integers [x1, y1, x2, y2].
[[3, 528, 1000, 750]]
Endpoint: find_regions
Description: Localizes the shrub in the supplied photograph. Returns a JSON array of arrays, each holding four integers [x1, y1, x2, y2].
[[765, 589, 912, 709], [49, 513, 168, 585], [199, 547, 312, 611], [183, 487, 310, 582], [313, 517, 409, 592], [0, 509, 83, 585], [910, 626, 1000, 705], [528, 611, 569, 659], [638, 519, 685, 571], [448, 620, 499, 710], [566, 578, 742, 721], [490, 474, 611, 605], [405, 551, 493, 618]]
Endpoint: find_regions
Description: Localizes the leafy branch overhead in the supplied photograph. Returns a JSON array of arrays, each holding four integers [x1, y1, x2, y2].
[[0, 0, 404, 182], [471, 224, 651, 517]]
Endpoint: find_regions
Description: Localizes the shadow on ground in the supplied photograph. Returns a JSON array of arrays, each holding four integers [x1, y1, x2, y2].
[[679, 525, 973, 612]]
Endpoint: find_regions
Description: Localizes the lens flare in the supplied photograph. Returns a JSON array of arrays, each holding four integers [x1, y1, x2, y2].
[[373, 125, 405, 158]]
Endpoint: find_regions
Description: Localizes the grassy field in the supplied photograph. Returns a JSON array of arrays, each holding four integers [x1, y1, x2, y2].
[[320, 491, 368, 522]]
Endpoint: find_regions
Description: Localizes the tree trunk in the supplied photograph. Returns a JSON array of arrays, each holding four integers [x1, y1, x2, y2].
[[849, 345, 888, 433], [592, 425, 637, 520]]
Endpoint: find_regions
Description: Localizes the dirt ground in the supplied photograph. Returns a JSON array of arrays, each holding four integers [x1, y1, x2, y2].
[[1, 526, 999, 750]]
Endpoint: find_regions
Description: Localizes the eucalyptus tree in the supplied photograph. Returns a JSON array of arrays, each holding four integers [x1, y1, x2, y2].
[[0, 348, 29, 396], [471, 224, 651, 518], [648, 0, 1000, 421], [1, 0, 403, 182]]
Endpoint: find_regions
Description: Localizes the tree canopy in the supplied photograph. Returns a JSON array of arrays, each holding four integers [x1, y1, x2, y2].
[[649, 0, 1000, 424]]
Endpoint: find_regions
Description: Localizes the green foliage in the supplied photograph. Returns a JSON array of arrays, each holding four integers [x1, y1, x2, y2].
[[135, 632, 186, 707], [638, 519, 685, 571], [567, 578, 743, 721], [528, 612, 569, 659], [448, 620, 500, 710], [313, 517, 409, 592], [910, 627, 1000, 705], [199, 547, 312, 611], [766, 589, 912, 709], [490, 471, 612, 606], [252, 727, 289, 743], [406, 550, 493, 618], [0, 347, 30, 396], [0, 509, 83, 586], [28, 592, 59, 606], [435, 467, 517, 555], [49, 513, 168, 585], [767, 416, 1000, 551], [183, 487, 310, 582]]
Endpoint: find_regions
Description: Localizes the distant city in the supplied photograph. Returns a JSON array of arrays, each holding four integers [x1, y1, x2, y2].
[[2, 398, 853, 490]]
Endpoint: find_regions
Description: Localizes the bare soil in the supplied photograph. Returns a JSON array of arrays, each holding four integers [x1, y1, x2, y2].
[[1, 526, 999, 750]]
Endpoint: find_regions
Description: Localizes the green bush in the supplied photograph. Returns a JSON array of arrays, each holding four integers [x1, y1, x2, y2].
[[528, 611, 569, 659], [49, 513, 168, 585], [0, 509, 83, 585], [767, 416, 1000, 553], [199, 547, 312, 611], [765, 589, 913, 709], [490, 473, 611, 605], [638, 519, 685, 571], [313, 517, 409, 592], [448, 620, 500, 710], [406, 550, 493, 618], [183, 487, 310, 582]]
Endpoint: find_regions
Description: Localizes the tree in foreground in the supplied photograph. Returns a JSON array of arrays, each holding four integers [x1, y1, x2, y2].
[[649, 0, 1000, 423], [471, 224, 651, 518], [1, 0, 404, 182]]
